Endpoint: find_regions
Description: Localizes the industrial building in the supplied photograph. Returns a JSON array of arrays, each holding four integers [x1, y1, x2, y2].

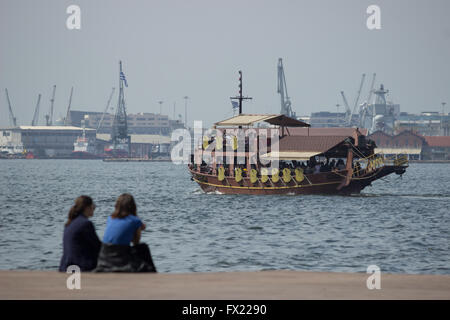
[[69, 110, 184, 135], [395, 112, 450, 136], [368, 130, 450, 160], [0, 126, 96, 157], [309, 112, 359, 128], [368, 130, 425, 160], [422, 136, 450, 160]]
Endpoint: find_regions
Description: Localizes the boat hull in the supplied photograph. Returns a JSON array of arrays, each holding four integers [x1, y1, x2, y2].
[[188, 165, 407, 195], [71, 151, 102, 159]]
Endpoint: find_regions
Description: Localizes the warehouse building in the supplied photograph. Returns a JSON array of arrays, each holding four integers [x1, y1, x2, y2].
[[0, 126, 96, 157]]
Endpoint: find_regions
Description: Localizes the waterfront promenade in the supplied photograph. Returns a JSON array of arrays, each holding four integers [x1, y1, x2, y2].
[[0, 270, 449, 299]]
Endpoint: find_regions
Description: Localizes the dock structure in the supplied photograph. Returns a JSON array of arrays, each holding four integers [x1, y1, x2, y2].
[[0, 270, 449, 300]]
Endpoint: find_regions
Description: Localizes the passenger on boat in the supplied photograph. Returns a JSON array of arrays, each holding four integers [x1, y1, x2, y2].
[[59, 195, 101, 272], [336, 159, 346, 170], [314, 163, 321, 174], [330, 159, 336, 170], [304, 160, 314, 174], [95, 194, 156, 273], [354, 162, 362, 176]]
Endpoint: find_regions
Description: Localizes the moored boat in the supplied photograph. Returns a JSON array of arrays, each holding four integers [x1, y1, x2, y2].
[[72, 136, 101, 159]]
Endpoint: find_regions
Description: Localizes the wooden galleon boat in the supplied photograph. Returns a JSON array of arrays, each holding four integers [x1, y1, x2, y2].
[[188, 72, 408, 195], [188, 114, 408, 195]]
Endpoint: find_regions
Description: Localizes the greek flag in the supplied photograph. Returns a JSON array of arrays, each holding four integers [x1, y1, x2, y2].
[[231, 101, 239, 109], [120, 71, 128, 87]]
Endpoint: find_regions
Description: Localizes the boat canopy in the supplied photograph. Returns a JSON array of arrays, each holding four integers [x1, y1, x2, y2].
[[261, 135, 352, 160], [260, 151, 324, 160], [214, 114, 310, 127]]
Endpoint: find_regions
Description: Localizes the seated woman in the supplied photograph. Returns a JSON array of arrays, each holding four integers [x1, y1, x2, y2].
[[59, 196, 101, 272], [95, 193, 156, 273]]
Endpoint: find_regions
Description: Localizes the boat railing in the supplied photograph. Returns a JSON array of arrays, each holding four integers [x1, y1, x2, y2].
[[353, 152, 409, 176]]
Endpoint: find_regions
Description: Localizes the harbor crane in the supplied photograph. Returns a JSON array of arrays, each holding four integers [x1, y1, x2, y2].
[[64, 87, 74, 126], [45, 85, 56, 126], [111, 60, 131, 152], [359, 73, 376, 128], [348, 73, 366, 126], [365, 73, 376, 105], [341, 74, 366, 126], [277, 58, 295, 118], [31, 94, 42, 126], [5, 88, 17, 127], [97, 87, 115, 131], [340, 91, 351, 125]]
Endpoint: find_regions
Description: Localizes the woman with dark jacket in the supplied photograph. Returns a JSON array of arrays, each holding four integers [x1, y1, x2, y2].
[[95, 193, 156, 272], [59, 195, 101, 272]]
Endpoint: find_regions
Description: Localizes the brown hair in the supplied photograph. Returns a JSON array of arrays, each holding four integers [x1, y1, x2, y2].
[[65, 195, 93, 226], [111, 193, 137, 219]]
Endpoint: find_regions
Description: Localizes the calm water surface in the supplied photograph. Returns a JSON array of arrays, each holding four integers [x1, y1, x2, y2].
[[0, 160, 449, 274]]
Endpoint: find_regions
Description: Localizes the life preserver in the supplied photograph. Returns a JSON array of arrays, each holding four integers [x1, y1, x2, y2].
[[215, 136, 223, 150], [295, 168, 304, 182], [261, 168, 269, 183], [218, 167, 225, 181], [232, 136, 238, 150], [235, 167, 243, 182], [272, 168, 279, 183], [377, 157, 384, 167], [282, 168, 291, 183], [203, 136, 209, 150], [250, 169, 258, 184], [366, 160, 373, 172]]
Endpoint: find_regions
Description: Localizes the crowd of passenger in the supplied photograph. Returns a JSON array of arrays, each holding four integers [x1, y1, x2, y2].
[[192, 157, 349, 177]]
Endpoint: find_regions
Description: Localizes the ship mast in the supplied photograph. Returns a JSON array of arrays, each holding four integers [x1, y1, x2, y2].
[[230, 70, 252, 115]]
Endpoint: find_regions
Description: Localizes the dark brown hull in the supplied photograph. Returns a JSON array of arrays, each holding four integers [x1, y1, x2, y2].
[[188, 165, 407, 195]]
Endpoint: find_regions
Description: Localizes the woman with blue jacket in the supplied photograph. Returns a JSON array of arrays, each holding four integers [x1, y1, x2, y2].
[[95, 193, 156, 272]]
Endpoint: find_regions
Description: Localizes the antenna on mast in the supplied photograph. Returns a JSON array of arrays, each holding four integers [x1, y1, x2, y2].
[[230, 70, 252, 115]]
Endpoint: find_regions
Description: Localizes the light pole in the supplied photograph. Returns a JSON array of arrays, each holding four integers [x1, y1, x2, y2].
[[158, 100, 163, 115], [184, 96, 189, 129], [442, 102, 447, 135], [336, 104, 340, 125], [158, 100, 163, 136]]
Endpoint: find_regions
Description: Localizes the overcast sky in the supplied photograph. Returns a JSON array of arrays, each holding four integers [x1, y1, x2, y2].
[[1, 0, 449, 128]]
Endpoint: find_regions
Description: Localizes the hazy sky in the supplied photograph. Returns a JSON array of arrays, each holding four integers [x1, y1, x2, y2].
[[1, 0, 449, 128]]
